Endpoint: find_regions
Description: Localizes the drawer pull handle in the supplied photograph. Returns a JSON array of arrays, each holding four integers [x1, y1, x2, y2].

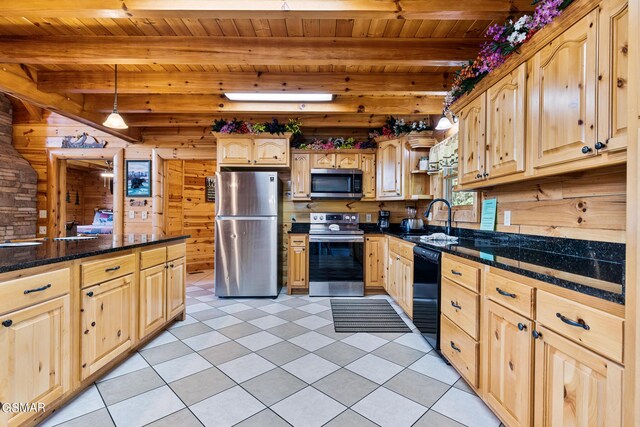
[[517, 323, 527, 331], [450, 301, 462, 310], [450, 341, 461, 352], [87, 291, 94, 297], [105, 266, 121, 272], [556, 312, 590, 330], [496, 287, 517, 298], [450, 270, 462, 276], [23, 283, 52, 295], [2, 319, 13, 327]]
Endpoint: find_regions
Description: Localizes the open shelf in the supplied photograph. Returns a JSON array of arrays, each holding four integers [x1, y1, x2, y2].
[[410, 194, 434, 200], [411, 170, 430, 174]]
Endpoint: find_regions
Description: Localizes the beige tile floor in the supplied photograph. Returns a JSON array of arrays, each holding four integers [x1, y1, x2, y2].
[[39, 270, 501, 427]]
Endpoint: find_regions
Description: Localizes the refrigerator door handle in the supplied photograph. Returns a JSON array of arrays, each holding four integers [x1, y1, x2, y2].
[[216, 216, 276, 220]]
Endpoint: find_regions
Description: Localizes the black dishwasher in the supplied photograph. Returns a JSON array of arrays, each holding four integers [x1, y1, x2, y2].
[[412, 246, 442, 352]]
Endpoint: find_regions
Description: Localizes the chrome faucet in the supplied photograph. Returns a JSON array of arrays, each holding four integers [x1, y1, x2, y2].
[[425, 198, 452, 236]]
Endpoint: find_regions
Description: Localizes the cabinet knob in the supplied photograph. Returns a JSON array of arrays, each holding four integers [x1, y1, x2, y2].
[[517, 323, 527, 331], [581, 146, 593, 154], [476, 173, 482, 179], [86, 291, 94, 297], [247, 160, 251, 163], [532, 330, 542, 339], [2, 319, 13, 327], [483, 172, 489, 178], [594, 141, 607, 150]]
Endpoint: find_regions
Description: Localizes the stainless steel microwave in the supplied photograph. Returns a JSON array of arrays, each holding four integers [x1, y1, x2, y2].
[[310, 169, 363, 199]]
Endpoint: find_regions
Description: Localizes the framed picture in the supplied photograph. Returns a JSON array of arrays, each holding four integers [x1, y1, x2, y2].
[[126, 160, 152, 197], [205, 176, 215, 202]]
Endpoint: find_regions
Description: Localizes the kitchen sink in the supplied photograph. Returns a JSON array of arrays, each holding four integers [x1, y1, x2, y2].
[[0, 241, 43, 247], [54, 236, 98, 241]]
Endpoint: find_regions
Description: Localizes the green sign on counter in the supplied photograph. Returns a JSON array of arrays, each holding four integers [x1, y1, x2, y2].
[[480, 198, 497, 231]]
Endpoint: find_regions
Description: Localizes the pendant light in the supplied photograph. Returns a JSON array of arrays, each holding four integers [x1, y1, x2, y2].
[[435, 110, 453, 131], [103, 64, 128, 129]]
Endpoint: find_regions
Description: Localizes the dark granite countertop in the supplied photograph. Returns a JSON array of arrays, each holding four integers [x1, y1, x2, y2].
[[291, 222, 625, 305], [0, 235, 190, 274]]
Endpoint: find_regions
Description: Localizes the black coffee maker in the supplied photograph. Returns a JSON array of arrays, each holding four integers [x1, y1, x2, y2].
[[377, 210, 390, 230]]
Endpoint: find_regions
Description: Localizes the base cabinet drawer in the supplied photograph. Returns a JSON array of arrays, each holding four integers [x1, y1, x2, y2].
[[0, 295, 71, 427], [536, 290, 623, 363], [80, 275, 135, 380], [81, 254, 135, 288], [0, 267, 71, 315], [485, 270, 534, 318], [140, 247, 167, 269], [442, 254, 480, 292], [441, 314, 479, 388], [441, 277, 480, 339]]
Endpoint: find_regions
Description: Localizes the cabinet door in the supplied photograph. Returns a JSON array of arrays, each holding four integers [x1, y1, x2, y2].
[[217, 138, 254, 165], [254, 138, 288, 165], [529, 11, 598, 169], [400, 257, 413, 318], [386, 252, 398, 298], [376, 139, 403, 199], [166, 257, 186, 320], [365, 236, 385, 289], [291, 154, 311, 200], [484, 301, 533, 427], [288, 245, 307, 291], [81, 275, 135, 380], [336, 154, 360, 169], [139, 264, 167, 339], [486, 64, 526, 179], [360, 154, 377, 200], [597, 0, 628, 152], [533, 325, 623, 427], [458, 93, 487, 184], [0, 296, 70, 427], [311, 153, 336, 169]]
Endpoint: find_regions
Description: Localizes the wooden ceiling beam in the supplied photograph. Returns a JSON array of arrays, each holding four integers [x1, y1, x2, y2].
[[37, 71, 453, 95], [0, 0, 534, 20], [0, 36, 482, 67], [123, 113, 434, 128], [0, 64, 141, 143], [83, 94, 444, 115]]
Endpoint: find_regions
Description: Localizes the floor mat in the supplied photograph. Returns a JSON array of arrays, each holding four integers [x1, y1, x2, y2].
[[330, 299, 412, 333]]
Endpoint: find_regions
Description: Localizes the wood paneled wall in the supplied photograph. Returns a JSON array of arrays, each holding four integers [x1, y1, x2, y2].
[[65, 168, 85, 223], [66, 167, 113, 225], [164, 159, 216, 272], [428, 165, 626, 243]]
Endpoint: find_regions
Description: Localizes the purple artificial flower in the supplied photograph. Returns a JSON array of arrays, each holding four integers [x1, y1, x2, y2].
[[485, 23, 506, 42], [532, 0, 563, 29]]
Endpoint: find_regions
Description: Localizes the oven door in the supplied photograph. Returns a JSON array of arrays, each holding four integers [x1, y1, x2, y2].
[[308, 235, 364, 296], [310, 169, 363, 199]]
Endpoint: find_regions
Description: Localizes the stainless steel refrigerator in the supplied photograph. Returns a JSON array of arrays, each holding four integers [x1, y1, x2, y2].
[[214, 171, 281, 297]]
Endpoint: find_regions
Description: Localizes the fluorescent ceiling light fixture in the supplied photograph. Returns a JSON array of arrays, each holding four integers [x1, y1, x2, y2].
[[225, 92, 334, 102]]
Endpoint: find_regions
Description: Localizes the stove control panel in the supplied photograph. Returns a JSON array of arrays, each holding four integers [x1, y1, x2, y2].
[[311, 213, 359, 224]]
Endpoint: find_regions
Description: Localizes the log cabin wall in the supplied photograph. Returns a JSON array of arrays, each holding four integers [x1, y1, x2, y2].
[[65, 167, 113, 225], [428, 165, 626, 243]]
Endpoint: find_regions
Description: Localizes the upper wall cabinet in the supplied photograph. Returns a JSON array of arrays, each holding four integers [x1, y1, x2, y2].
[[360, 153, 376, 200], [459, 93, 487, 185], [529, 10, 599, 169], [291, 154, 311, 201], [486, 64, 526, 180], [376, 138, 405, 200], [215, 134, 291, 168]]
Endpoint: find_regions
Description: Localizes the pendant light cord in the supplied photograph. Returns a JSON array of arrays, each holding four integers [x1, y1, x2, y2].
[[113, 64, 118, 112]]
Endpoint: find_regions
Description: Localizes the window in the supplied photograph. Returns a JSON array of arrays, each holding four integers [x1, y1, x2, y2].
[[444, 173, 474, 207]]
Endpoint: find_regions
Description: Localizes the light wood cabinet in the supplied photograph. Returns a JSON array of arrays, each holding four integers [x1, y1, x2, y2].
[[376, 138, 404, 200], [597, 0, 629, 153], [459, 93, 486, 185], [291, 154, 311, 200], [398, 256, 413, 317], [311, 153, 336, 169], [288, 235, 308, 294], [80, 275, 135, 380], [336, 153, 359, 169], [166, 257, 186, 320], [254, 138, 288, 165], [533, 325, 623, 427], [215, 134, 291, 168], [139, 264, 167, 339], [484, 301, 533, 427], [365, 236, 386, 289], [529, 10, 599, 169], [217, 138, 254, 165], [0, 296, 71, 427], [360, 153, 376, 200], [486, 64, 526, 179], [386, 237, 413, 317]]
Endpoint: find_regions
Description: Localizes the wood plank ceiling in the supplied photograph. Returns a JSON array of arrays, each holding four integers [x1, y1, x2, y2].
[[0, 1, 533, 143]]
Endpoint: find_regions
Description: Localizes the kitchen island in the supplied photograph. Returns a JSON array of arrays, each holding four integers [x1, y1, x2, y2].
[[0, 235, 189, 427]]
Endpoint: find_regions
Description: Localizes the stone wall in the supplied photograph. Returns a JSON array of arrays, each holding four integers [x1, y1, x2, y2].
[[0, 94, 37, 240]]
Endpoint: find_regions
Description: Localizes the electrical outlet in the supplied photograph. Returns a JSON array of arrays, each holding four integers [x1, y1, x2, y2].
[[39, 210, 47, 219], [366, 213, 372, 222], [38, 226, 47, 235], [504, 210, 512, 226], [141, 211, 148, 220], [129, 211, 135, 219]]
